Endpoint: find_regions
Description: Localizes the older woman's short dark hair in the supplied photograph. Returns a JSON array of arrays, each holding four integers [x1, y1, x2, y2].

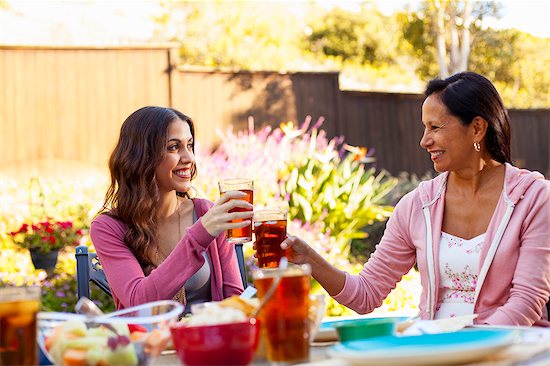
[[425, 72, 511, 164]]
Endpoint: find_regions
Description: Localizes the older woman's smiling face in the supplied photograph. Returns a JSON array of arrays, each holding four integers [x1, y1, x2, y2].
[[420, 94, 476, 173]]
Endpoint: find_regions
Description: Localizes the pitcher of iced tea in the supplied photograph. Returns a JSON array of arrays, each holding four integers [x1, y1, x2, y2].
[[0, 286, 41, 366], [253, 264, 311, 365]]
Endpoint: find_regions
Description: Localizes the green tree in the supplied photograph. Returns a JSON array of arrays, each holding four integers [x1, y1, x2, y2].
[[399, 0, 500, 78], [470, 30, 550, 108], [304, 4, 398, 66], [156, 1, 310, 70]]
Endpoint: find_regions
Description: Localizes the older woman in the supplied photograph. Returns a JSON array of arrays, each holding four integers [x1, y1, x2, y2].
[[281, 72, 550, 326]]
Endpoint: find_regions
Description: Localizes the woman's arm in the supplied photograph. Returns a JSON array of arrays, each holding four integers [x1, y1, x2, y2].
[[90, 214, 216, 308], [282, 193, 417, 314], [91, 192, 252, 308], [215, 232, 245, 297], [281, 236, 346, 296]]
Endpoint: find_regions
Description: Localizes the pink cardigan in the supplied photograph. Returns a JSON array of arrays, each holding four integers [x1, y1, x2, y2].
[[89, 198, 244, 310], [334, 164, 550, 326]]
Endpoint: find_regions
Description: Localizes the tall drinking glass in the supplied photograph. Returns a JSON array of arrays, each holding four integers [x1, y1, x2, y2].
[[218, 178, 254, 243], [254, 209, 287, 268], [0, 286, 41, 365], [253, 264, 311, 365]]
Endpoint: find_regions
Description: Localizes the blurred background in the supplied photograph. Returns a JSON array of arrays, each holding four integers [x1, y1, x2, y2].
[[0, 0, 548, 315]]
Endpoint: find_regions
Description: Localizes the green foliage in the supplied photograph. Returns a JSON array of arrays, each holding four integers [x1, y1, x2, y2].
[[304, 4, 397, 66], [0, 174, 113, 313], [470, 30, 550, 108], [40, 273, 115, 314], [280, 147, 397, 258], [160, 1, 309, 70]]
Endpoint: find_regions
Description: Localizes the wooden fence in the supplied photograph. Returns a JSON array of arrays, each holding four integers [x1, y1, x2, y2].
[[1, 45, 548, 177], [175, 70, 549, 176], [0, 45, 176, 176]]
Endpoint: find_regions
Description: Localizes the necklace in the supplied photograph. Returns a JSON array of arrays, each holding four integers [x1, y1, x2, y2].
[[156, 198, 182, 259], [156, 196, 186, 305]]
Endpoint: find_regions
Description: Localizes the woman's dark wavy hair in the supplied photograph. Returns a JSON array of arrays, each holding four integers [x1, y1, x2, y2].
[[425, 71, 512, 164], [100, 106, 196, 273]]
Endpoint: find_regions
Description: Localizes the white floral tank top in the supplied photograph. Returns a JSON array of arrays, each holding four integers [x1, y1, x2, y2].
[[435, 231, 486, 319]]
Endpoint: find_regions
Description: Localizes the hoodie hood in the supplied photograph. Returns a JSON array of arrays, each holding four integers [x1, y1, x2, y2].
[[503, 163, 546, 205]]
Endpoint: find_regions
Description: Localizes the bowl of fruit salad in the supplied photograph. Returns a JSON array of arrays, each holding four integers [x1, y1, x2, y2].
[[38, 300, 183, 366]]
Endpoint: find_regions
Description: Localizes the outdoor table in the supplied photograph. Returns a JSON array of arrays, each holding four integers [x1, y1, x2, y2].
[[153, 333, 550, 366]]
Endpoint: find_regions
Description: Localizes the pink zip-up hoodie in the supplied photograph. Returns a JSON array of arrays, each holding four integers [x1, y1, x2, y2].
[[333, 163, 550, 326], [90, 198, 244, 310]]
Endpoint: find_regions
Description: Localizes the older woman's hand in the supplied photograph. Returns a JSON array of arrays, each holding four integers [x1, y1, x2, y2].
[[280, 235, 312, 265], [201, 191, 253, 237], [252, 234, 312, 264]]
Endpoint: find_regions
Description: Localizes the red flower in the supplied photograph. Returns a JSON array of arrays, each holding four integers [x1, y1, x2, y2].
[[9, 219, 85, 254]]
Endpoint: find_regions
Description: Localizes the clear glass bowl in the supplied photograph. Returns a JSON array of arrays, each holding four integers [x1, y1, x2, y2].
[[37, 300, 184, 366]]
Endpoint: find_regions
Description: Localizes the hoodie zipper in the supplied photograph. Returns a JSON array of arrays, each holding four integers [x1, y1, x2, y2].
[[423, 206, 436, 320], [473, 201, 515, 305]]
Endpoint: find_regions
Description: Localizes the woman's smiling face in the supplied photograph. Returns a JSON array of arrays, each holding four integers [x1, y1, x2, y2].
[[420, 94, 475, 173], [155, 118, 195, 194]]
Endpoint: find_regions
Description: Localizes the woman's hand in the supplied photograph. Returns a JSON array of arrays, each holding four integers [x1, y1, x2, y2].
[[252, 234, 312, 265], [201, 191, 253, 237], [280, 235, 312, 265]]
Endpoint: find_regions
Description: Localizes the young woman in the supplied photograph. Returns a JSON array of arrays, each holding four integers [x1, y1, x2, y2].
[[90, 106, 253, 312], [280, 72, 550, 326]]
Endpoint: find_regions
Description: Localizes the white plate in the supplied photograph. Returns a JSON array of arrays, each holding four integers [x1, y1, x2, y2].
[[328, 329, 517, 366]]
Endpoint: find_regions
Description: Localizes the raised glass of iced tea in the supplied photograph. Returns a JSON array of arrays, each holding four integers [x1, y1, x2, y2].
[[253, 264, 311, 365], [218, 178, 254, 244], [0, 286, 41, 366], [254, 209, 287, 268]]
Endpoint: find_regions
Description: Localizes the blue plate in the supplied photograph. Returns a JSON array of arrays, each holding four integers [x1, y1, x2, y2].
[[328, 329, 517, 366]]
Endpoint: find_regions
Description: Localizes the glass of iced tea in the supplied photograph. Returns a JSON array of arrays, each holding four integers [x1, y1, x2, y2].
[[253, 264, 311, 365], [254, 209, 287, 268], [218, 178, 254, 244], [0, 286, 41, 366]]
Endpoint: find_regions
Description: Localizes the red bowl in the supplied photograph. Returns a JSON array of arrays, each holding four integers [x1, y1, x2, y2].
[[169, 318, 259, 366]]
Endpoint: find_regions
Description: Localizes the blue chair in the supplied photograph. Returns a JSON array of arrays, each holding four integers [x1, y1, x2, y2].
[[76, 244, 249, 300]]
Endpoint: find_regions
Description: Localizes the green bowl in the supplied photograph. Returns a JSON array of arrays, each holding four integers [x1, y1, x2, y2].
[[331, 317, 402, 342]]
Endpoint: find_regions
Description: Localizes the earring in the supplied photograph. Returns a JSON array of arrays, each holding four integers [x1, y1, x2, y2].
[[473, 142, 481, 152]]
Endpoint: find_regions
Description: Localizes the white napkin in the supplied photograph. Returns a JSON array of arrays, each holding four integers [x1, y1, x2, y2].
[[401, 314, 478, 336]]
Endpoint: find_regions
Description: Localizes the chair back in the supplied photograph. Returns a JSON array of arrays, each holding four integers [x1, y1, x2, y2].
[[75, 244, 249, 300], [234, 243, 248, 288], [75, 246, 111, 299]]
